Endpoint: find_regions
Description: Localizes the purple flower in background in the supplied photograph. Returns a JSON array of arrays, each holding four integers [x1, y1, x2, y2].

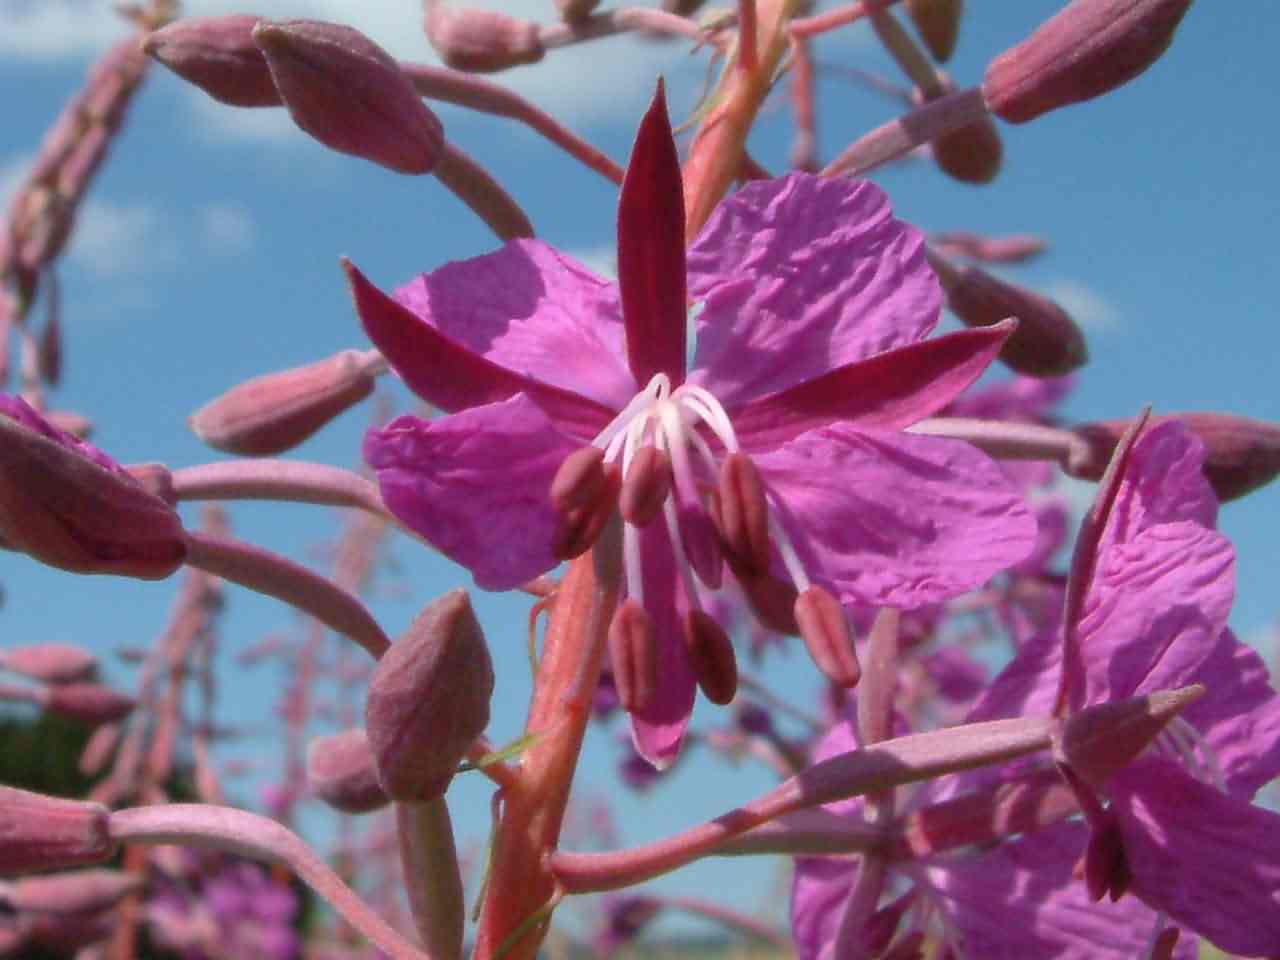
[[349, 88, 1035, 765]]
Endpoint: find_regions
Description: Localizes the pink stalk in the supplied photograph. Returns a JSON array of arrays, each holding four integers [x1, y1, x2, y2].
[[788, 34, 818, 170], [653, 894, 791, 949], [432, 142, 535, 240], [183, 530, 391, 658], [737, 0, 759, 73], [907, 417, 1095, 473], [397, 800, 465, 960], [537, 7, 705, 46], [107, 804, 433, 960], [169, 460, 391, 518], [790, 0, 902, 39], [822, 83, 988, 177]]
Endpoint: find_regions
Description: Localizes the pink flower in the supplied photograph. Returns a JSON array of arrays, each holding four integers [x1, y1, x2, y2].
[[348, 89, 1035, 766]]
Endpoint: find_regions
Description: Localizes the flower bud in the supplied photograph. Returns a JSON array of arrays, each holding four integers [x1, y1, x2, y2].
[[365, 589, 494, 802], [930, 254, 1086, 376], [905, 0, 963, 62], [307, 728, 391, 814], [190, 350, 378, 456], [0, 395, 187, 579], [918, 76, 1002, 184], [424, 4, 545, 73], [1070, 412, 1280, 502], [9, 869, 140, 914], [253, 20, 445, 175], [0, 786, 114, 873], [143, 15, 282, 107], [682, 610, 737, 705], [0, 644, 97, 684], [794, 586, 861, 688], [607, 600, 657, 714], [44, 683, 137, 726], [983, 0, 1193, 124]]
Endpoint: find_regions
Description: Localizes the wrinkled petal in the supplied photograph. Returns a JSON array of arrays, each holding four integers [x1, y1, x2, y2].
[[393, 240, 635, 411], [757, 426, 1036, 609], [729, 323, 1013, 451], [1110, 758, 1280, 956], [617, 84, 687, 386], [628, 521, 696, 768], [687, 175, 940, 405], [923, 823, 1197, 960], [1102, 420, 1218, 551], [790, 856, 856, 960], [364, 394, 572, 590]]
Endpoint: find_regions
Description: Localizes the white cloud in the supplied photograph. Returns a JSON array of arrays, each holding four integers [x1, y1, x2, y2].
[[565, 243, 616, 279], [0, 0, 127, 59], [197, 202, 255, 255], [1042, 278, 1122, 331], [67, 199, 173, 275]]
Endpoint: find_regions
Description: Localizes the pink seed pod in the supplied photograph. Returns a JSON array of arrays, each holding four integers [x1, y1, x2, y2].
[[983, 0, 1194, 124], [0, 786, 115, 873], [307, 727, 390, 814], [365, 590, 494, 802], [253, 20, 445, 175], [189, 350, 378, 456], [0, 643, 98, 684], [905, 0, 963, 62], [930, 252, 1087, 377], [43, 683, 137, 726], [143, 15, 281, 107], [424, 4, 545, 73], [0, 396, 187, 579], [1071, 412, 1280, 502]]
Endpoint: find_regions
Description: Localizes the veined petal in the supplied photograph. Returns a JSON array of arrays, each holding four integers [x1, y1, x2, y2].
[[364, 395, 571, 590], [393, 239, 635, 410], [790, 856, 856, 960], [1111, 758, 1280, 956], [757, 426, 1036, 609], [923, 823, 1197, 960], [729, 322, 1014, 452], [627, 521, 696, 768], [688, 175, 940, 406], [617, 82, 687, 386], [345, 258, 616, 442]]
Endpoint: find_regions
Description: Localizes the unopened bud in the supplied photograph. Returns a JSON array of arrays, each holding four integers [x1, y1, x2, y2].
[[125, 462, 177, 504], [9, 869, 140, 914], [190, 350, 378, 456], [919, 76, 1002, 184], [794, 586, 861, 688], [608, 600, 657, 714], [44, 683, 136, 726], [0, 395, 187, 579], [713, 453, 771, 574], [307, 728, 390, 813], [552, 462, 621, 559], [0, 786, 114, 873], [1072, 413, 1280, 502], [682, 611, 737, 705], [366, 590, 494, 802], [931, 254, 1086, 376], [1054, 685, 1202, 788], [905, 0, 963, 62], [0, 643, 98, 684], [143, 15, 281, 107], [554, 0, 601, 20], [619, 446, 671, 527], [424, 4, 545, 73], [983, 0, 1193, 124], [253, 20, 445, 175], [551, 446, 607, 512]]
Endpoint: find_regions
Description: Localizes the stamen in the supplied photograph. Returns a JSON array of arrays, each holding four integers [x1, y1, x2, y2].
[[672, 384, 740, 453], [622, 519, 645, 607], [1168, 716, 1226, 792], [661, 493, 705, 615], [766, 505, 812, 594], [591, 373, 669, 452]]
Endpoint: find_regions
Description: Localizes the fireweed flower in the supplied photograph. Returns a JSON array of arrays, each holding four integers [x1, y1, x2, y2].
[[350, 89, 1035, 765]]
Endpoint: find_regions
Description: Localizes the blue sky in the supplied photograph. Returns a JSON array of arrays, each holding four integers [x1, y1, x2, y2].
[[3, 0, 1279, 943]]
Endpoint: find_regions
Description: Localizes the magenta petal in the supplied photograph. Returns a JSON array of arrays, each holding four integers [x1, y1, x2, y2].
[[790, 856, 855, 960], [757, 426, 1036, 608], [617, 82, 687, 387], [392, 239, 636, 410], [364, 395, 572, 590], [345, 258, 615, 442], [627, 522, 696, 768], [729, 322, 1013, 451], [688, 175, 941, 406], [924, 823, 1197, 960], [1110, 758, 1280, 956]]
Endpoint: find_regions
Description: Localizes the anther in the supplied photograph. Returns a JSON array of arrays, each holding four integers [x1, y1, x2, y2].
[[713, 452, 771, 575], [683, 610, 738, 706], [619, 446, 672, 527], [607, 599, 658, 714], [550, 446, 607, 513], [794, 586, 861, 688], [738, 569, 800, 635], [552, 462, 621, 560]]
